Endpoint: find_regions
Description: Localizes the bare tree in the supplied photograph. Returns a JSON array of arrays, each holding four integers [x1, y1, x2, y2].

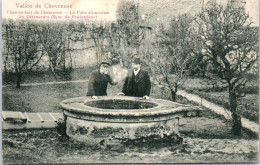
[[194, 0, 259, 135], [114, 0, 139, 67], [89, 22, 109, 65], [36, 22, 70, 74], [2, 20, 43, 87], [106, 22, 121, 64], [144, 14, 196, 101], [67, 21, 89, 69]]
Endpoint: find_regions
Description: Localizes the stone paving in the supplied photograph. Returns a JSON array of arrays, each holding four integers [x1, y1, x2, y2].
[[2, 111, 63, 129]]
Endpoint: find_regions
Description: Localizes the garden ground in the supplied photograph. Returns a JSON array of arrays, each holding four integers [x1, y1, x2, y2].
[[2, 68, 259, 163], [3, 109, 258, 163]]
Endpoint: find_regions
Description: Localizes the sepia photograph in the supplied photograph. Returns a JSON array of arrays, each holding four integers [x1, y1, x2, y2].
[[1, 0, 259, 163]]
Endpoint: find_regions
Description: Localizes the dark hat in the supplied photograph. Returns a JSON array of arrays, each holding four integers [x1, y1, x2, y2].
[[132, 57, 141, 64], [100, 61, 111, 67]]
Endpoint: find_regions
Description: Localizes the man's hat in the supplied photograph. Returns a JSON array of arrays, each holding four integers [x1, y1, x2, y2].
[[100, 61, 111, 67], [132, 56, 141, 64]]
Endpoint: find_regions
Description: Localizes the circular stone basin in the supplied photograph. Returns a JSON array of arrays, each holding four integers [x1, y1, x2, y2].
[[84, 99, 158, 109], [60, 96, 199, 144]]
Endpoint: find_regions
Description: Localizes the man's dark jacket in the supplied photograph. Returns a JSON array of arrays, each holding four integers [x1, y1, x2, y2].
[[86, 69, 114, 96], [122, 69, 151, 97]]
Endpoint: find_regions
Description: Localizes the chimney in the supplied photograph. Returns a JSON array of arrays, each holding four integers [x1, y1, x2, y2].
[[230, 0, 246, 9]]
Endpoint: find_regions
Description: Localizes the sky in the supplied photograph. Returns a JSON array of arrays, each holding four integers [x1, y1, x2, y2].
[[203, 0, 259, 26], [2, 0, 119, 21], [245, 0, 259, 26]]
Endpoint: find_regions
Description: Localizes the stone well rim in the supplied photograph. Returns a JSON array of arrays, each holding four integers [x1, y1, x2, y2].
[[60, 96, 200, 117]]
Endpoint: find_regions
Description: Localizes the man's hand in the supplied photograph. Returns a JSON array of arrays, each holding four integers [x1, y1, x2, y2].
[[92, 96, 98, 99], [143, 95, 149, 99], [118, 92, 125, 96]]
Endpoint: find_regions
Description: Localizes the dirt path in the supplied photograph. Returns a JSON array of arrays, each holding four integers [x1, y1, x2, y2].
[[177, 90, 259, 134], [2, 79, 89, 87]]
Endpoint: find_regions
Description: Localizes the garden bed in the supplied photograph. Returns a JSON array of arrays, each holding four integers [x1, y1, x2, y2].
[[183, 78, 259, 123], [185, 90, 259, 123], [181, 76, 259, 123]]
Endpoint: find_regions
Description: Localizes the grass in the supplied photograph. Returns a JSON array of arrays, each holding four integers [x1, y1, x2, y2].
[[3, 83, 88, 113], [2, 67, 96, 86]]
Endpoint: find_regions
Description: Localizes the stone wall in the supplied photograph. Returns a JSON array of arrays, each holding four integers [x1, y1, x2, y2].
[[2, 33, 97, 72], [138, 0, 204, 29]]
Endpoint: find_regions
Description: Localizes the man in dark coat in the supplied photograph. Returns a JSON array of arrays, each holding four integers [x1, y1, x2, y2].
[[86, 61, 117, 99], [119, 57, 151, 99]]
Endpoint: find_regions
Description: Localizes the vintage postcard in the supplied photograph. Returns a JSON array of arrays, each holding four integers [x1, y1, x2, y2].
[[2, 0, 259, 164]]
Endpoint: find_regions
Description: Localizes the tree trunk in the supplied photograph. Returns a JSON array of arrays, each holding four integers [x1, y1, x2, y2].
[[170, 88, 176, 102], [229, 88, 242, 136], [16, 72, 22, 88]]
